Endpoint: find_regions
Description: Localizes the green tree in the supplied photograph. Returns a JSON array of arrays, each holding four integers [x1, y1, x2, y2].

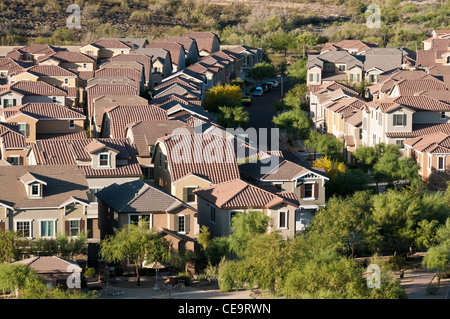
[[304, 130, 344, 160], [100, 221, 170, 286], [0, 230, 28, 263], [287, 58, 307, 84], [269, 32, 296, 57], [217, 105, 249, 128], [0, 264, 42, 297], [422, 245, 450, 288], [247, 63, 277, 83], [197, 225, 211, 250], [273, 108, 311, 142]]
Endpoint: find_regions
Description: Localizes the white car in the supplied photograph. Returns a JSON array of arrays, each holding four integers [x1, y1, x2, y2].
[[267, 79, 279, 88], [253, 87, 264, 96]]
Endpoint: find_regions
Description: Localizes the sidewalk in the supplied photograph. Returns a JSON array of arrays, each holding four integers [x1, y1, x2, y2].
[[399, 269, 450, 299]]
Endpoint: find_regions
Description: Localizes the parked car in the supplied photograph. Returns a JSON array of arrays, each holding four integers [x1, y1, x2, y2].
[[241, 95, 251, 106], [253, 87, 264, 96], [267, 79, 279, 88], [265, 82, 273, 90], [261, 84, 269, 93]]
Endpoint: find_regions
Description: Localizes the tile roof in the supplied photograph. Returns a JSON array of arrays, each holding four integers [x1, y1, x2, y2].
[[15, 256, 82, 273], [38, 51, 95, 63], [194, 179, 299, 209], [92, 95, 148, 128], [183, 32, 220, 54], [386, 123, 450, 138], [96, 180, 195, 213], [146, 42, 185, 66], [104, 104, 169, 138], [0, 164, 89, 209], [0, 122, 27, 149], [33, 138, 143, 178], [0, 80, 68, 96], [84, 39, 133, 50], [157, 133, 240, 184], [321, 40, 378, 54], [393, 78, 448, 95], [94, 67, 142, 89], [404, 132, 450, 154], [0, 58, 29, 75], [127, 120, 194, 157], [2, 103, 85, 120], [20, 64, 77, 77], [109, 54, 152, 83]]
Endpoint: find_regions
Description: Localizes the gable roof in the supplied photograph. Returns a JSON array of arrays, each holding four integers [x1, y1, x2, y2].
[[404, 132, 450, 154], [2, 103, 85, 121], [183, 32, 220, 54], [96, 180, 195, 213], [109, 54, 152, 83], [156, 133, 240, 184], [0, 81, 69, 97], [0, 164, 89, 209], [0, 122, 27, 149], [321, 40, 378, 54], [14, 256, 82, 273], [19, 65, 77, 77], [194, 179, 299, 209]]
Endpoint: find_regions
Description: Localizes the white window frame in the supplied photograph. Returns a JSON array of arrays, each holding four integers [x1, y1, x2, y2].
[[18, 123, 28, 137], [39, 219, 57, 239], [128, 213, 152, 228], [69, 120, 75, 129], [185, 186, 196, 203], [303, 182, 315, 200], [30, 183, 41, 197], [393, 113, 406, 126], [98, 152, 110, 167], [437, 156, 446, 172], [15, 219, 33, 239], [9, 155, 20, 165], [68, 218, 81, 237], [428, 154, 432, 172], [278, 210, 288, 230], [177, 214, 186, 234], [228, 210, 240, 229]]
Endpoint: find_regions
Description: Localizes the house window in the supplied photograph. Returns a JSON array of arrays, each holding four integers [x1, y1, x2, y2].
[[178, 215, 185, 233], [378, 113, 382, 126], [52, 96, 57, 103], [185, 187, 196, 203], [210, 206, 216, 223], [279, 211, 288, 229], [141, 166, 154, 180], [31, 184, 41, 197], [441, 112, 446, 120], [16, 221, 31, 238], [99, 153, 110, 167], [69, 220, 80, 236], [40, 220, 55, 238], [69, 120, 75, 129], [89, 188, 102, 202], [83, 63, 87, 69], [274, 183, 283, 191], [338, 64, 346, 72], [396, 140, 405, 149], [164, 155, 168, 170], [18, 123, 29, 137], [393, 114, 406, 126], [158, 177, 164, 188], [128, 214, 151, 227], [9, 156, 20, 165], [359, 128, 363, 140], [158, 150, 162, 168], [437, 156, 445, 172], [428, 154, 432, 171], [4, 98, 16, 108], [304, 184, 313, 199], [64, 78, 69, 85], [370, 74, 377, 83], [372, 133, 377, 146]]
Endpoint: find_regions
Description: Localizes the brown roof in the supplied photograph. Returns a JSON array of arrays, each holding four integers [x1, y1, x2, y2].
[[0, 122, 27, 149], [33, 138, 142, 178], [404, 132, 450, 154], [393, 78, 448, 95], [157, 133, 240, 184], [386, 123, 450, 138], [105, 104, 169, 138], [109, 54, 152, 83], [0, 81, 68, 96], [146, 42, 185, 66], [321, 40, 378, 54], [38, 51, 95, 63], [0, 58, 29, 75], [21, 64, 77, 77], [183, 32, 219, 54], [2, 103, 85, 121], [127, 120, 194, 157], [92, 95, 148, 128], [194, 179, 299, 209], [84, 39, 132, 50], [15, 256, 82, 273], [0, 164, 89, 209]]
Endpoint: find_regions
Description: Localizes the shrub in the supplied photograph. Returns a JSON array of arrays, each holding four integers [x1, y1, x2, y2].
[[85, 268, 96, 278], [177, 272, 192, 286]]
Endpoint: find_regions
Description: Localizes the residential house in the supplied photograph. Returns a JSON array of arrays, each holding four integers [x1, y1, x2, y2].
[[321, 40, 379, 55], [132, 47, 173, 86], [27, 138, 143, 223], [0, 164, 94, 241], [194, 179, 301, 238], [361, 95, 450, 152], [12, 65, 78, 89], [6, 44, 61, 64], [221, 44, 263, 80], [146, 42, 186, 72], [109, 54, 153, 87], [96, 179, 197, 253], [80, 39, 133, 61], [238, 155, 329, 228], [0, 81, 70, 108], [0, 122, 28, 165], [404, 131, 450, 190], [37, 51, 97, 72], [158, 36, 200, 65], [125, 119, 194, 180], [1, 102, 85, 143], [101, 104, 168, 139], [183, 32, 220, 57], [94, 66, 144, 92], [363, 48, 409, 84], [0, 58, 30, 78], [152, 76, 203, 100], [306, 50, 364, 86], [100, 37, 148, 49], [151, 132, 241, 209], [14, 256, 82, 290], [91, 95, 148, 137], [149, 93, 207, 121]]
